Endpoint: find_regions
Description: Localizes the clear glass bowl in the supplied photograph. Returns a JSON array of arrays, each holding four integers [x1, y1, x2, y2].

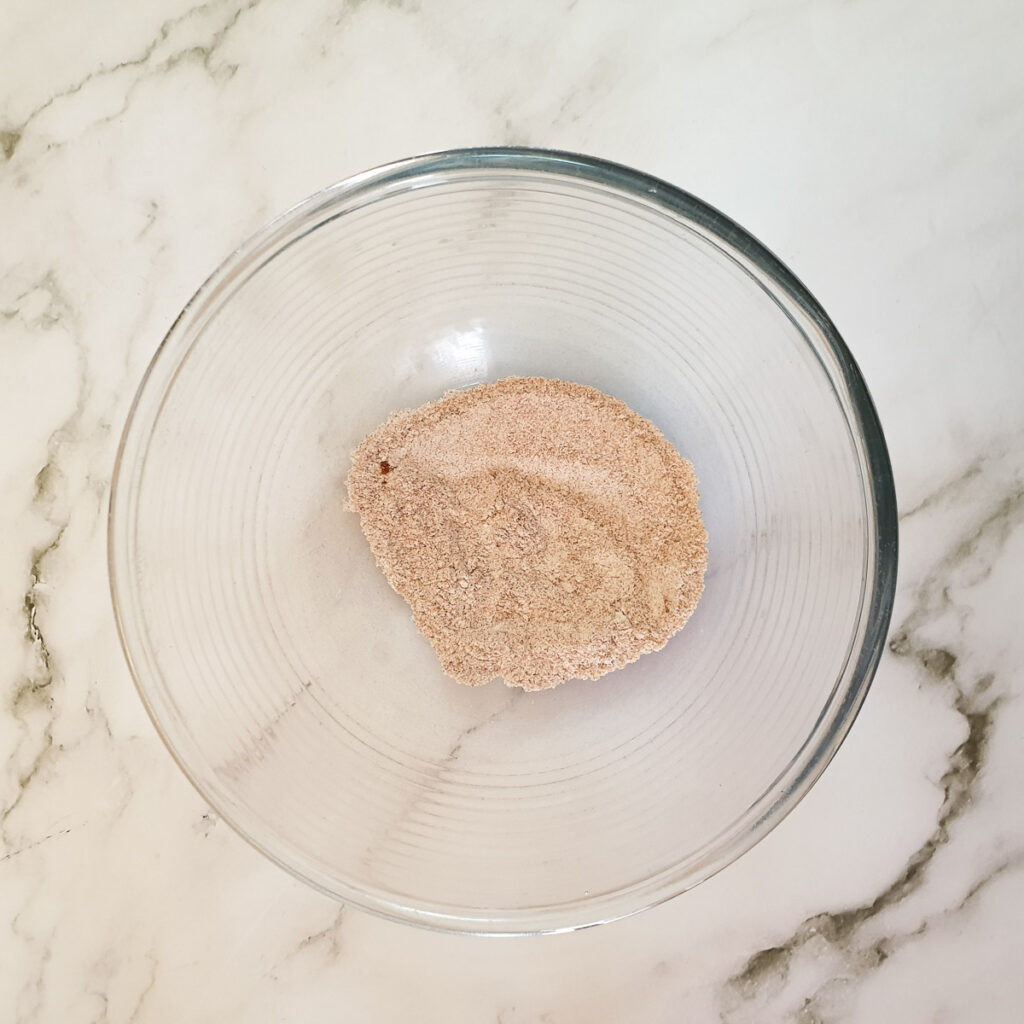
[[109, 149, 897, 934]]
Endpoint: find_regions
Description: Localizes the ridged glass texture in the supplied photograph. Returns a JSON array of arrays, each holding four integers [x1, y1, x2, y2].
[[110, 149, 897, 934]]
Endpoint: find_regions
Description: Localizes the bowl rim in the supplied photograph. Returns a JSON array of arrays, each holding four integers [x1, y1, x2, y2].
[[109, 146, 898, 936]]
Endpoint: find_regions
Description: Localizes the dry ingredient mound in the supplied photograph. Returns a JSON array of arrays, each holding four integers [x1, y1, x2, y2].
[[346, 377, 707, 691]]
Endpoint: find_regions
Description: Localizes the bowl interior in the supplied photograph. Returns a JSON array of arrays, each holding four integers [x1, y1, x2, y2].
[[111, 151, 894, 933]]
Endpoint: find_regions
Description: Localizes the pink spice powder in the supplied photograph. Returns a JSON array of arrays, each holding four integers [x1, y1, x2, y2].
[[347, 377, 708, 691]]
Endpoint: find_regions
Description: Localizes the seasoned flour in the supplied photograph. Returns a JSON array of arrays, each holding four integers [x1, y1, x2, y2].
[[347, 377, 707, 690]]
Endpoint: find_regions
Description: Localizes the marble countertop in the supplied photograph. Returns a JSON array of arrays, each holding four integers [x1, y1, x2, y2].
[[3, 1, 1023, 1020]]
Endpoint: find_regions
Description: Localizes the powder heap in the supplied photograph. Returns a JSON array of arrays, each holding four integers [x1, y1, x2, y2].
[[346, 377, 707, 691]]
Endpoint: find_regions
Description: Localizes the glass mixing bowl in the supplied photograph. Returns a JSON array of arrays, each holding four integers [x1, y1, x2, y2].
[[109, 149, 897, 934]]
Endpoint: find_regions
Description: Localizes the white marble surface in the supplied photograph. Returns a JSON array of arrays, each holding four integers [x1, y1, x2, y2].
[[2, 0, 1023, 1019]]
